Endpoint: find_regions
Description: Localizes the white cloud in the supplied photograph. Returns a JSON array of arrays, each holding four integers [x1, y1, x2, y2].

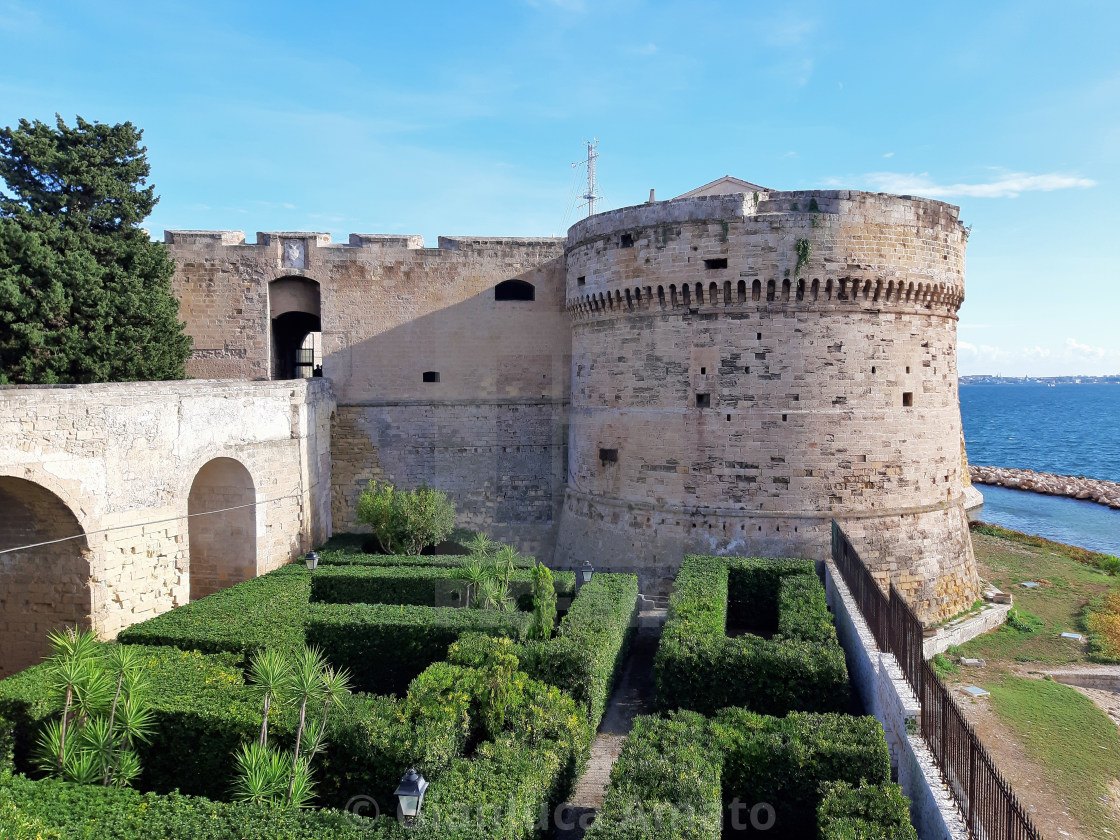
[[828, 170, 1097, 198], [882, 152, 894, 158], [625, 43, 657, 56], [1065, 338, 1107, 359]]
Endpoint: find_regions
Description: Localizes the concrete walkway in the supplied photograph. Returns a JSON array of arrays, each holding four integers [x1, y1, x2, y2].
[[555, 634, 658, 840]]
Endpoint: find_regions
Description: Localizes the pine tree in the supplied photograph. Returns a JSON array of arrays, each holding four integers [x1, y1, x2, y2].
[[0, 115, 191, 383]]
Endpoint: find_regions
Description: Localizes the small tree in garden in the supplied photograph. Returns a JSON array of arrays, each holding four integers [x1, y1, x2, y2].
[[355, 481, 455, 555], [34, 629, 153, 787], [529, 563, 557, 640], [232, 644, 351, 808]]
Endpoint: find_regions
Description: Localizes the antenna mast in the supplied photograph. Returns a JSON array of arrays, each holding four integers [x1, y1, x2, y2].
[[572, 138, 601, 217]]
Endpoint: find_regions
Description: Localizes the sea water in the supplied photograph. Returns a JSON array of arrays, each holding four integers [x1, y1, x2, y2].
[[960, 383, 1120, 554]]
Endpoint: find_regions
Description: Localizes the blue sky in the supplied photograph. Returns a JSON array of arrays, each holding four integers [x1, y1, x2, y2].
[[1, 0, 1117, 376]]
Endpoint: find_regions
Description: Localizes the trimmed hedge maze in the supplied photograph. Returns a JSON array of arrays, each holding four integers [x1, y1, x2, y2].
[[586, 710, 917, 840], [655, 555, 849, 715], [0, 540, 638, 840]]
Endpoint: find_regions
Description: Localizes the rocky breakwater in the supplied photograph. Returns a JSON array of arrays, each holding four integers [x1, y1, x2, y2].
[[969, 465, 1120, 510]]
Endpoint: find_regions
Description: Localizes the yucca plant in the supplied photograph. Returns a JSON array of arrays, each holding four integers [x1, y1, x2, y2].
[[246, 648, 292, 748], [459, 555, 490, 607], [233, 644, 351, 809], [494, 545, 520, 592], [231, 741, 289, 804], [464, 532, 496, 558], [33, 627, 152, 787]]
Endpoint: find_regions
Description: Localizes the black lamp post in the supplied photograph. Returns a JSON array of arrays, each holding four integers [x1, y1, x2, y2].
[[304, 550, 319, 571], [394, 768, 428, 826], [577, 561, 594, 590]]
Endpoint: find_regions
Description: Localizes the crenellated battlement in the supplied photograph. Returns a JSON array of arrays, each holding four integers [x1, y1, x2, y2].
[[164, 230, 562, 252], [566, 275, 964, 320]]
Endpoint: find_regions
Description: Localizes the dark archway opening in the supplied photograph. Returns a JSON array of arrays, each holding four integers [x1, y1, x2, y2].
[[187, 458, 256, 600], [0, 477, 91, 677], [272, 311, 322, 379], [494, 278, 536, 301], [270, 276, 322, 379]]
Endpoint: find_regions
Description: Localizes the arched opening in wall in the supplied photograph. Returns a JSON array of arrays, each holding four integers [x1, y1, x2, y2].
[[0, 477, 90, 677], [187, 458, 256, 601], [751, 280, 761, 301], [495, 278, 536, 301], [270, 277, 321, 379]]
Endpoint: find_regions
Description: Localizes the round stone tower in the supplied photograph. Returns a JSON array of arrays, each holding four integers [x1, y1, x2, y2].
[[554, 189, 979, 624]]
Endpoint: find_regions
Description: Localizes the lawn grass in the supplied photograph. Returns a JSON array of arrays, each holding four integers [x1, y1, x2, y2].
[[981, 674, 1120, 839], [960, 525, 1120, 665]]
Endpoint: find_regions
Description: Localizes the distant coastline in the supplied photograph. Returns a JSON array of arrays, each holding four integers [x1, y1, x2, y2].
[[960, 374, 1120, 385]]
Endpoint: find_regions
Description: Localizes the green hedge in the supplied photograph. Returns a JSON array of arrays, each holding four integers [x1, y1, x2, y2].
[[309, 564, 575, 607], [0, 709, 13, 776], [585, 709, 904, 840], [584, 710, 722, 840], [0, 643, 457, 809], [117, 564, 310, 658], [727, 557, 818, 630], [515, 573, 639, 727], [656, 556, 848, 715], [711, 709, 892, 838], [818, 781, 918, 840], [0, 772, 384, 840], [315, 533, 536, 569], [306, 603, 532, 695]]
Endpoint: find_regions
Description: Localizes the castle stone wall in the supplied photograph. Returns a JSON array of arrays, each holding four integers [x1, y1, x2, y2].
[[0, 379, 333, 674], [555, 191, 978, 621], [166, 233, 571, 558]]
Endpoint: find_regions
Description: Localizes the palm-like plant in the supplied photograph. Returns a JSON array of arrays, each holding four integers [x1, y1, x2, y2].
[[246, 648, 292, 748], [464, 532, 495, 558], [459, 555, 490, 608], [34, 628, 151, 787]]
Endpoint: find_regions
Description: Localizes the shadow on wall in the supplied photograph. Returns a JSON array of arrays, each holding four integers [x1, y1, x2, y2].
[[0, 476, 91, 677], [323, 256, 572, 556]]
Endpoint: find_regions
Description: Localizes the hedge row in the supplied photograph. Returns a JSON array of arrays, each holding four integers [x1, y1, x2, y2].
[[584, 710, 722, 840], [818, 781, 919, 840], [0, 772, 382, 840], [117, 564, 310, 658], [0, 642, 588, 824], [309, 564, 575, 607], [518, 573, 639, 727], [656, 555, 848, 715], [0, 643, 477, 808], [315, 533, 537, 569], [711, 709, 892, 837], [726, 557, 818, 630], [585, 710, 904, 840], [307, 602, 533, 695]]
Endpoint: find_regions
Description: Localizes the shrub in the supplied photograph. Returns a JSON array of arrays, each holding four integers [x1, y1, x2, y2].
[[0, 772, 383, 840], [117, 564, 310, 659], [584, 710, 722, 840], [711, 709, 891, 838], [1005, 607, 1044, 634], [309, 564, 574, 608], [0, 643, 413, 808], [656, 556, 848, 715], [530, 564, 558, 640], [306, 602, 532, 695], [356, 482, 456, 556], [1102, 555, 1120, 576], [518, 573, 639, 727], [818, 781, 918, 840]]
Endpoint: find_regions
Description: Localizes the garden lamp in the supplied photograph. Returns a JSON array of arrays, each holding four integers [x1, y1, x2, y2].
[[304, 550, 319, 571], [578, 561, 594, 589], [395, 768, 428, 825]]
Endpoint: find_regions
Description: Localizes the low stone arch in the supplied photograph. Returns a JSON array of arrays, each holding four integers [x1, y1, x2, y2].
[[0, 476, 91, 677], [187, 458, 257, 600], [751, 280, 761, 302], [811, 278, 820, 301], [738, 280, 747, 303], [494, 278, 535, 301], [766, 280, 776, 302]]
